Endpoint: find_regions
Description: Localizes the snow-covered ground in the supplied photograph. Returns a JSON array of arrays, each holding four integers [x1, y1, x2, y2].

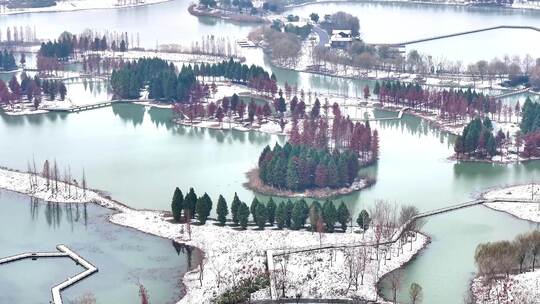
[[0, 166, 428, 303], [0, 0, 173, 15], [100, 49, 242, 66], [482, 184, 540, 223], [270, 39, 511, 91], [471, 270, 540, 304]]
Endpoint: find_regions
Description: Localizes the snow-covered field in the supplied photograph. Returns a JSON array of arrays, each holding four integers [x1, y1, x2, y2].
[[0, 166, 428, 303], [471, 270, 540, 304], [0, 0, 173, 15], [482, 184, 540, 223]]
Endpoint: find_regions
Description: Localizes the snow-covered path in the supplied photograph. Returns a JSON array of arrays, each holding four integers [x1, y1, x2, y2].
[[0, 166, 428, 303]]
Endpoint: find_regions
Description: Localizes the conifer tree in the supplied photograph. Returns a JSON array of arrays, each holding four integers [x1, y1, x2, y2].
[[309, 201, 322, 231], [275, 201, 286, 229], [195, 193, 213, 224], [285, 199, 294, 228], [255, 203, 268, 230], [250, 197, 260, 222], [291, 201, 305, 230], [322, 200, 337, 232], [357, 210, 370, 231], [184, 188, 198, 219], [238, 202, 250, 229], [216, 195, 228, 226], [171, 187, 184, 222], [267, 198, 277, 226], [337, 201, 350, 232], [231, 192, 242, 225]]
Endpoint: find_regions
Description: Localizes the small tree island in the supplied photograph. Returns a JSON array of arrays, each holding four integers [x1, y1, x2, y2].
[[247, 114, 378, 198]]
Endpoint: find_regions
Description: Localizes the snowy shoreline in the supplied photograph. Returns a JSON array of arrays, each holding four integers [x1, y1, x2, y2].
[[0, 0, 174, 16], [480, 184, 540, 223], [472, 184, 540, 304], [0, 166, 428, 303], [244, 167, 376, 199]]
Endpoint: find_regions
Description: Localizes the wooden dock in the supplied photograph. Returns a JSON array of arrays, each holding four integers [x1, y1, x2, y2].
[[0, 244, 98, 304]]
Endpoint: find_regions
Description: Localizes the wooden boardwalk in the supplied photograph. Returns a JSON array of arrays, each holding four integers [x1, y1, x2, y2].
[[492, 88, 531, 99], [48, 101, 115, 113], [350, 107, 410, 122], [0, 244, 98, 304], [266, 197, 540, 297]]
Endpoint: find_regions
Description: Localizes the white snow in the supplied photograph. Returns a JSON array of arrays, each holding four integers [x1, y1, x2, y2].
[[0, 166, 428, 303], [482, 184, 540, 223], [471, 270, 540, 304], [0, 0, 173, 15]]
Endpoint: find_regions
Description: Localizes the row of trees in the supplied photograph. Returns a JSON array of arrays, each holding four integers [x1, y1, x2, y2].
[[474, 230, 540, 303], [170, 187, 376, 233], [189, 58, 274, 86], [258, 142, 361, 190], [173, 93, 274, 127], [39, 31, 130, 60], [375, 80, 515, 125], [0, 25, 38, 44], [0, 72, 67, 108], [110, 57, 275, 102]]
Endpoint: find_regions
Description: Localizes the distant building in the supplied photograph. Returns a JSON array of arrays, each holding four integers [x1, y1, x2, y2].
[[330, 30, 353, 48]]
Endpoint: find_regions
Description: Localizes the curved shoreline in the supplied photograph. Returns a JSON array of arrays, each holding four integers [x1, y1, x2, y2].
[[0, 166, 427, 303], [0, 0, 175, 16], [244, 167, 376, 199], [375, 233, 432, 303], [478, 183, 540, 223]]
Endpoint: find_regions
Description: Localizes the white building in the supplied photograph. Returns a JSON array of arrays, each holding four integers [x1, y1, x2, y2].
[[330, 30, 353, 48]]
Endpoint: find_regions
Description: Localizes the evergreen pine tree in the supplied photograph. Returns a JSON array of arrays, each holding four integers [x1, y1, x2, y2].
[[309, 201, 322, 231], [195, 193, 213, 225], [336, 201, 350, 232], [275, 201, 286, 229], [238, 202, 250, 229], [171, 187, 184, 222], [286, 157, 301, 191], [291, 201, 304, 230], [267, 198, 277, 226], [357, 210, 370, 231], [231, 192, 242, 225], [285, 199, 294, 228], [216, 195, 228, 226], [255, 203, 268, 230], [322, 200, 337, 232], [250, 197, 260, 223], [184, 188, 198, 219]]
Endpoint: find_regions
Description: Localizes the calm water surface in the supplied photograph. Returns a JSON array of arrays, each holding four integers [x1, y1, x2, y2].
[[2, 105, 540, 303], [0, 190, 202, 304]]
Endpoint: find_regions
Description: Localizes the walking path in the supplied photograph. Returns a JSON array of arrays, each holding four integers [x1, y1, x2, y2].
[[266, 197, 539, 298], [378, 25, 540, 47], [0, 244, 98, 304]]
